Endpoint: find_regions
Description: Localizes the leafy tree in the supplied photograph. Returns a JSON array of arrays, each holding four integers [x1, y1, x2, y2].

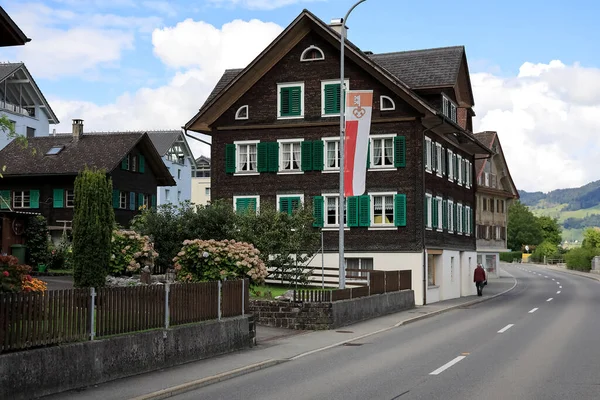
[[537, 215, 562, 245], [507, 201, 543, 251], [582, 227, 600, 249], [530, 241, 560, 263], [0, 115, 29, 177], [24, 215, 50, 267], [72, 168, 115, 287], [565, 247, 600, 271]]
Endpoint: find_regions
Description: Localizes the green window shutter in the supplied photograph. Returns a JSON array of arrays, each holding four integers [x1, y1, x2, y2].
[[280, 87, 291, 116], [432, 198, 438, 228], [151, 195, 157, 209], [30, 190, 40, 208], [301, 141, 313, 171], [268, 142, 279, 172], [290, 197, 301, 213], [312, 140, 324, 171], [348, 196, 359, 227], [248, 198, 257, 212], [442, 199, 448, 229], [453, 203, 458, 230], [280, 86, 302, 117], [257, 142, 269, 172], [463, 206, 467, 233], [139, 155, 145, 173], [129, 192, 136, 211], [53, 189, 64, 208], [454, 156, 458, 181], [138, 193, 144, 208], [394, 194, 406, 227], [236, 198, 249, 213], [0, 190, 9, 209], [394, 136, 406, 168], [112, 190, 119, 208], [121, 157, 128, 170], [324, 83, 340, 114], [441, 147, 446, 176], [424, 196, 428, 227], [367, 141, 371, 168], [290, 86, 302, 116], [432, 144, 437, 172], [225, 144, 236, 174], [313, 196, 324, 227], [279, 197, 290, 215], [358, 195, 370, 227]]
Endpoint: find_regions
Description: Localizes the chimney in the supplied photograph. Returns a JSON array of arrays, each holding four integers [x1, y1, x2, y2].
[[329, 18, 348, 38], [72, 119, 83, 140]]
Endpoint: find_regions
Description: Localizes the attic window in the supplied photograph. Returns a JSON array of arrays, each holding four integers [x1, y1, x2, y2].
[[380, 95, 396, 111], [300, 45, 325, 62], [442, 95, 457, 123], [235, 105, 249, 120], [46, 146, 64, 155]]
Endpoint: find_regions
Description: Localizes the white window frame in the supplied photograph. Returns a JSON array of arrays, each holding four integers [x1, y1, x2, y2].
[[322, 193, 348, 229], [165, 189, 170, 203], [425, 193, 433, 230], [276, 194, 305, 212], [380, 95, 396, 111], [442, 94, 457, 123], [323, 137, 340, 172], [425, 137, 432, 173], [496, 225, 502, 240], [465, 160, 471, 189], [233, 195, 260, 213], [466, 206, 472, 236], [235, 105, 249, 120], [457, 203, 463, 235], [277, 138, 304, 174], [370, 191, 397, 229], [277, 82, 305, 120], [436, 195, 443, 232], [234, 140, 259, 175], [119, 192, 127, 209], [65, 190, 75, 208], [448, 199, 454, 234], [447, 149, 454, 181], [13, 191, 31, 208], [457, 154, 463, 186], [321, 79, 349, 117], [369, 134, 396, 170], [435, 143, 442, 177], [300, 45, 324, 61]]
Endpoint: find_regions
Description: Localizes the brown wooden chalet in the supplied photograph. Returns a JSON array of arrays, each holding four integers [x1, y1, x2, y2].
[[184, 9, 493, 305], [0, 120, 175, 253]]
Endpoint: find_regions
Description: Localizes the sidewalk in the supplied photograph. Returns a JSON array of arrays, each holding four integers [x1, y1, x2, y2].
[[43, 271, 516, 400]]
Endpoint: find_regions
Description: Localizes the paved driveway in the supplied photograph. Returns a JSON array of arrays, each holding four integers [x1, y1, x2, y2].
[[42, 276, 74, 290]]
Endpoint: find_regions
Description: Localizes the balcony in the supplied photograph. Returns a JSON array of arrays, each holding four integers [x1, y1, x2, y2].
[[0, 100, 35, 117], [477, 172, 498, 189]]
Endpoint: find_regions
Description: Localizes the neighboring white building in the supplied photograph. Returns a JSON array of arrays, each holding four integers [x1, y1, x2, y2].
[[191, 156, 211, 206], [147, 130, 196, 206], [0, 63, 59, 148]]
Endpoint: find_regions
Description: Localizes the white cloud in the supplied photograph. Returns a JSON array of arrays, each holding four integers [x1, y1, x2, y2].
[[206, 0, 324, 10], [473, 61, 600, 192], [50, 18, 284, 158]]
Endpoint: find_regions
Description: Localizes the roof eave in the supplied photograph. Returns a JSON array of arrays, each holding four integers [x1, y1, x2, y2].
[[0, 7, 30, 46], [11, 64, 60, 123], [423, 114, 493, 156]]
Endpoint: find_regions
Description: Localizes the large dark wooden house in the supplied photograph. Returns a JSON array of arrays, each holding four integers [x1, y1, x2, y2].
[[184, 10, 492, 305], [0, 119, 175, 253]]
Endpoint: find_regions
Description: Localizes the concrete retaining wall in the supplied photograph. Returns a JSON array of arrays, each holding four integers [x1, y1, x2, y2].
[[0, 316, 254, 400], [250, 290, 415, 330]]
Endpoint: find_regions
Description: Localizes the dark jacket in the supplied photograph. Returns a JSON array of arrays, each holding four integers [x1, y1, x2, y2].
[[474, 266, 486, 283]]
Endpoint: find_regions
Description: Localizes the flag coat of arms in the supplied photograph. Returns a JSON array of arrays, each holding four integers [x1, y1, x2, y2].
[[344, 90, 373, 197]]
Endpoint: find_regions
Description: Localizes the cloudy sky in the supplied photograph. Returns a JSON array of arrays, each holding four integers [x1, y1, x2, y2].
[[2, 0, 599, 193]]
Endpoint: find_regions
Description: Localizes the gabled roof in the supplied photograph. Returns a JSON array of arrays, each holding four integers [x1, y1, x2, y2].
[[0, 63, 59, 123], [146, 130, 181, 156], [0, 133, 176, 186], [474, 131, 519, 198], [195, 155, 210, 165], [369, 46, 465, 89], [0, 6, 30, 47], [201, 69, 242, 110]]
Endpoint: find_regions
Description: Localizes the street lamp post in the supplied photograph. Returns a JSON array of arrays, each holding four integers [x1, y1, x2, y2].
[[338, 0, 367, 289]]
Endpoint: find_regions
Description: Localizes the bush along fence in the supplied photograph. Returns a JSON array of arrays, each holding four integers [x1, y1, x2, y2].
[[0, 279, 249, 353], [292, 270, 412, 302]]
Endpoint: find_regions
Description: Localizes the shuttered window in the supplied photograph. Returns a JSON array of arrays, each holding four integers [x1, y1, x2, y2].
[[53, 189, 64, 208], [323, 83, 341, 115], [279, 84, 303, 117], [394, 194, 406, 227], [394, 136, 406, 168], [235, 197, 259, 214], [313, 196, 324, 227], [278, 196, 301, 215]]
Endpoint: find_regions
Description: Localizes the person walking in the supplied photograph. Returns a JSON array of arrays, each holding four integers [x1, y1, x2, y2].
[[474, 263, 486, 296]]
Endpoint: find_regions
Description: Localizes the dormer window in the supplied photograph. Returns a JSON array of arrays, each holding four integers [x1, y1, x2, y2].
[[235, 105, 249, 120], [300, 45, 325, 61], [442, 95, 457, 123], [380, 95, 395, 111]]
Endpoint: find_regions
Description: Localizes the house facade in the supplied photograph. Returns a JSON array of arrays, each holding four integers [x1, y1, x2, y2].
[[147, 130, 196, 206], [191, 156, 211, 205], [474, 131, 519, 278], [185, 10, 492, 305], [0, 63, 59, 149], [0, 120, 175, 251]]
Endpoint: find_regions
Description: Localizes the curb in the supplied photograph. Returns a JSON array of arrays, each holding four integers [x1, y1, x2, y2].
[[535, 265, 600, 283], [129, 359, 286, 400], [130, 272, 518, 399]]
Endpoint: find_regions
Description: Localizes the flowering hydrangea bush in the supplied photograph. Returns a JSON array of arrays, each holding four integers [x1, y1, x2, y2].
[[109, 230, 159, 275], [173, 239, 267, 284]]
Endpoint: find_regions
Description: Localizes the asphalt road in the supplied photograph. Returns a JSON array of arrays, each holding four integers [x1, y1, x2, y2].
[[174, 265, 600, 400]]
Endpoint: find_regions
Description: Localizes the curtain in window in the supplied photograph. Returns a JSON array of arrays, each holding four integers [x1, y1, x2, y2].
[[327, 197, 337, 224], [282, 143, 291, 169], [327, 142, 337, 168], [384, 195, 394, 223], [249, 145, 257, 171], [292, 143, 300, 169], [373, 140, 382, 166], [374, 196, 383, 223], [239, 145, 248, 171], [384, 138, 393, 165]]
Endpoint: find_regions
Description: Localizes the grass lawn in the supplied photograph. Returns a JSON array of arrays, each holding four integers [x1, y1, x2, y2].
[[48, 269, 74, 275], [250, 284, 333, 299]]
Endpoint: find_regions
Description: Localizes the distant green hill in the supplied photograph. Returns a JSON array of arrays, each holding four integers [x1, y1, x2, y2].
[[519, 180, 600, 243]]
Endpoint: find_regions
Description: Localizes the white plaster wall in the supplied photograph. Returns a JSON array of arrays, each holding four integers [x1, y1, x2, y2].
[[427, 286, 440, 304], [461, 251, 478, 296], [157, 156, 192, 206], [191, 177, 210, 206], [0, 106, 51, 150], [440, 250, 461, 301]]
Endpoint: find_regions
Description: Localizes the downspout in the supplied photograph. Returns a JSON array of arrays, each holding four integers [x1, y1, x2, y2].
[[421, 118, 444, 306]]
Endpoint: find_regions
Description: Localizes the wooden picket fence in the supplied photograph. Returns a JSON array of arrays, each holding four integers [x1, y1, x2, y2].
[[293, 270, 412, 303], [0, 279, 249, 353]]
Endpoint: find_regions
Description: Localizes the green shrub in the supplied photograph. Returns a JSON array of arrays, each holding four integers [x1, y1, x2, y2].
[[500, 251, 523, 262], [109, 229, 158, 275], [49, 235, 73, 270], [530, 241, 560, 263], [25, 215, 50, 267], [565, 247, 600, 271], [173, 239, 267, 284]]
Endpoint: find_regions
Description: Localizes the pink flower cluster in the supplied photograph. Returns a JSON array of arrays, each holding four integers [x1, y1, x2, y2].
[[111, 229, 159, 274]]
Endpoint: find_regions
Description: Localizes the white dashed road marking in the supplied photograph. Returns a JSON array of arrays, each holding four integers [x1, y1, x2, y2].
[[430, 356, 466, 375], [547, 298, 553, 302], [529, 308, 538, 313], [497, 324, 515, 333], [557, 291, 561, 294]]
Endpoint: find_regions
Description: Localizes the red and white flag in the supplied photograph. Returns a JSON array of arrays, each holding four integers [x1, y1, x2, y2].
[[344, 90, 373, 197]]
